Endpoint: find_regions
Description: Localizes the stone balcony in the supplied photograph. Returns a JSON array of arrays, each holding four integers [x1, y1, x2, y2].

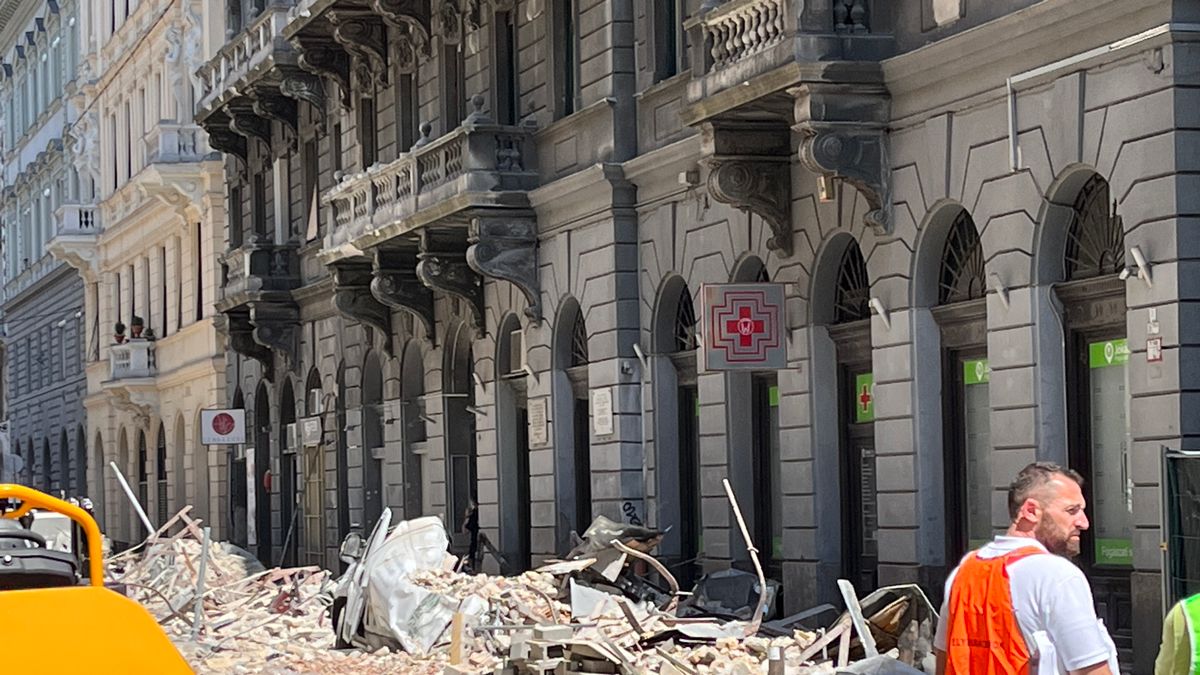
[[104, 338, 160, 427], [47, 203, 102, 283], [216, 236, 302, 376], [195, 2, 297, 112], [322, 101, 540, 259], [318, 99, 543, 337], [143, 123, 207, 165], [109, 339, 157, 380]]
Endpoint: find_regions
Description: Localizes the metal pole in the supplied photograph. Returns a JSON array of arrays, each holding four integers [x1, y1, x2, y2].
[[191, 526, 210, 642], [108, 460, 154, 535]]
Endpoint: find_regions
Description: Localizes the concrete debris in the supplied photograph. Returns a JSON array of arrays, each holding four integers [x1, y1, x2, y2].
[[110, 507, 937, 675]]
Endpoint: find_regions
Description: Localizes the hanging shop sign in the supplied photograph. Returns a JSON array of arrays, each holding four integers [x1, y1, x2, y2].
[[1089, 338, 1129, 369], [854, 372, 875, 423], [201, 409, 246, 445], [963, 358, 990, 385], [700, 283, 787, 370]]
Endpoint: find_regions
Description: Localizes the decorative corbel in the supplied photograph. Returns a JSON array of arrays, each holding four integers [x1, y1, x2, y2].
[[374, 0, 432, 59], [416, 239, 484, 332], [794, 85, 892, 236], [371, 248, 437, 342], [278, 71, 327, 131], [251, 302, 301, 372], [228, 109, 273, 152], [227, 311, 274, 376], [704, 157, 793, 257], [251, 93, 298, 144], [329, 11, 389, 91], [332, 261, 395, 355], [293, 36, 353, 109], [466, 215, 541, 323], [203, 124, 248, 166], [699, 121, 794, 258]]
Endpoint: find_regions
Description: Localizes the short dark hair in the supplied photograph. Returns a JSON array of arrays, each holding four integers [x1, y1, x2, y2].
[[1007, 461, 1084, 520]]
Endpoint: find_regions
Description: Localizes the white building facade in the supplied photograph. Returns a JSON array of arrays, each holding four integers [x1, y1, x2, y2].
[[49, 0, 227, 546]]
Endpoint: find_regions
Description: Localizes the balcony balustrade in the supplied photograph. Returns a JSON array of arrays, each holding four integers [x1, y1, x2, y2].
[[109, 339, 157, 380], [701, 0, 788, 71], [143, 123, 206, 164], [323, 103, 538, 255], [220, 236, 302, 303], [195, 2, 295, 109]]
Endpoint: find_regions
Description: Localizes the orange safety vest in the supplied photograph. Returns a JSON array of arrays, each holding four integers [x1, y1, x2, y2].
[[945, 546, 1045, 675]]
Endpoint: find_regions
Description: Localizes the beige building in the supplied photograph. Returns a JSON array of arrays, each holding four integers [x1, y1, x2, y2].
[[48, 0, 226, 545]]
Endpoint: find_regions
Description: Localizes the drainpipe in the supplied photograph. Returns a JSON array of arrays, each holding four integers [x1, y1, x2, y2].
[[1007, 23, 1200, 171]]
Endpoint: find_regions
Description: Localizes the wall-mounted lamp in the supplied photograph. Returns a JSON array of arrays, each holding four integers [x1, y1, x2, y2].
[[988, 272, 1010, 310], [632, 343, 648, 374], [868, 297, 891, 331], [1129, 246, 1153, 288]]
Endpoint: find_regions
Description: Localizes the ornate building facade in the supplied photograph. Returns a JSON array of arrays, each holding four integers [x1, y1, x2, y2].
[[49, 0, 227, 547], [0, 1, 87, 498], [198, 1, 1198, 671]]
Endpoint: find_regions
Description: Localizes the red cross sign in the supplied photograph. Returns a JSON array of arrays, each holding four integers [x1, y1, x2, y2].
[[858, 383, 872, 412], [702, 283, 787, 370]]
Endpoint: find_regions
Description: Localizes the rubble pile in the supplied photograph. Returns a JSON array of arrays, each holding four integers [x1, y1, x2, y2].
[[107, 502, 935, 674]]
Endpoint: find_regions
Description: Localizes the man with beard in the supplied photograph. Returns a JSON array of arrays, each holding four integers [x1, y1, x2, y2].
[[934, 462, 1120, 675]]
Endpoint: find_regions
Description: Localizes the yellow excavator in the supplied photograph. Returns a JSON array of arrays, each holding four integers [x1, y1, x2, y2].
[[0, 484, 192, 673]]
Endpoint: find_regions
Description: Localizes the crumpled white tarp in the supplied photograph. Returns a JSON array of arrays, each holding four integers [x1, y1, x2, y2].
[[359, 515, 486, 655]]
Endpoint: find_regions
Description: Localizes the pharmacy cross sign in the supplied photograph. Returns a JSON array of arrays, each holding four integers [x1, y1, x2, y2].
[[701, 283, 788, 370]]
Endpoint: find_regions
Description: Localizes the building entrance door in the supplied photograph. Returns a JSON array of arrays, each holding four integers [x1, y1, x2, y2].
[[842, 365, 878, 595]]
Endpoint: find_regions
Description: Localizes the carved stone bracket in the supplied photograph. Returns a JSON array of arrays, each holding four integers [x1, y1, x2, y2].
[[371, 248, 436, 341], [330, 11, 389, 91], [251, 302, 301, 371], [229, 108, 273, 152], [294, 36, 353, 109], [228, 312, 274, 376], [333, 262, 395, 355], [704, 158, 793, 257], [467, 215, 541, 323], [206, 124, 247, 165], [417, 244, 484, 332], [374, 0, 432, 73], [279, 71, 327, 131], [110, 389, 156, 431], [251, 93, 298, 144], [700, 121, 794, 258], [794, 86, 891, 236]]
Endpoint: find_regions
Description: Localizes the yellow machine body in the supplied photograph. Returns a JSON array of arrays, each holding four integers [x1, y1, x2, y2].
[[0, 484, 193, 674]]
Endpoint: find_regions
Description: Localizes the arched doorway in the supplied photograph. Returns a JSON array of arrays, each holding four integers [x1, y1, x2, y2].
[[1052, 173, 1132, 663], [399, 344, 426, 519], [361, 352, 386, 529], [726, 257, 783, 579], [42, 438, 52, 492], [59, 429, 70, 495], [929, 209, 990, 559], [156, 425, 168, 522], [278, 379, 298, 567], [92, 431, 106, 531], [302, 368, 326, 566], [443, 322, 478, 565], [136, 431, 149, 532], [173, 416, 187, 515], [230, 388, 249, 549], [496, 314, 531, 573], [117, 429, 131, 544], [253, 382, 273, 565], [76, 426, 88, 497], [336, 364, 351, 542], [554, 299, 591, 544], [653, 276, 702, 589], [816, 237, 877, 595]]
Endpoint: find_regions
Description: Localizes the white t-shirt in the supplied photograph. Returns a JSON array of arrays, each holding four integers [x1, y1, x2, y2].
[[934, 536, 1119, 675]]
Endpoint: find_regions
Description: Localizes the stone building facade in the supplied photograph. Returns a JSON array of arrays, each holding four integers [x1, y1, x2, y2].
[[48, 0, 228, 547], [0, 1, 88, 497], [199, 0, 1198, 670]]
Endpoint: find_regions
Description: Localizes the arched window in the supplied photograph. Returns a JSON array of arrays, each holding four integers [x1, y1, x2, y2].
[[59, 429, 70, 494], [156, 425, 168, 522], [570, 308, 588, 368], [834, 244, 871, 323], [1065, 175, 1124, 281], [938, 211, 985, 304], [673, 284, 699, 352]]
